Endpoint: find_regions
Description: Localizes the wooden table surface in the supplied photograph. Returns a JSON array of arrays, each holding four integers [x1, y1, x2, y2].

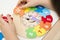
[[43, 19, 60, 40]]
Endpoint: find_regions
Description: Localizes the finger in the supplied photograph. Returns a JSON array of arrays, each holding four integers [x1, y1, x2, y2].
[[0, 14, 7, 24], [7, 14, 16, 33], [7, 14, 13, 24]]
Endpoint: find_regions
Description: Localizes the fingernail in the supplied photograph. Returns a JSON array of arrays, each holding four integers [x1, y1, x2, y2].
[[21, 1, 27, 5], [17, 0, 27, 7]]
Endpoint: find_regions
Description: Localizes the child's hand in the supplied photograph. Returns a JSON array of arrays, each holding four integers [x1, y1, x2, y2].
[[17, 0, 53, 10], [0, 14, 19, 40]]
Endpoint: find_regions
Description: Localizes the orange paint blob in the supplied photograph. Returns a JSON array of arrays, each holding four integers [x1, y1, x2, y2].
[[13, 7, 24, 17], [40, 21, 51, 30]]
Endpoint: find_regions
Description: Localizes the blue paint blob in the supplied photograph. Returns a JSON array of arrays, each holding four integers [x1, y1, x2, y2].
[[35, 5, 45, 13], [42, 8, 50, 15], [36, 5, 45, 9]]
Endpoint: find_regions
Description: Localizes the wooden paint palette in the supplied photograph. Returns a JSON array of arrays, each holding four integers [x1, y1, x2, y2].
[[13, 5, 58, 39]]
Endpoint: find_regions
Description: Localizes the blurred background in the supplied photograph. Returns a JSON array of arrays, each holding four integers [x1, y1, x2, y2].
[[0, 0, 18, 15]]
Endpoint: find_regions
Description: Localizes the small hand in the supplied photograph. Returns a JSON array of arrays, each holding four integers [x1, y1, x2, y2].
[[0, 14, 19, 40]]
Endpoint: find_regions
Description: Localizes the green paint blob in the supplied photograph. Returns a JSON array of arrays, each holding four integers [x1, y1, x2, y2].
[[27, 31, 37, 38], [26, 27, 37, 38], [29, 7, 37, 11]]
